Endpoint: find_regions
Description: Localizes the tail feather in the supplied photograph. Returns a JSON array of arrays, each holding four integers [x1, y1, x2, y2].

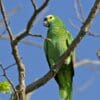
[[59, 86, 72, 100], [55, 63, 74, 100]]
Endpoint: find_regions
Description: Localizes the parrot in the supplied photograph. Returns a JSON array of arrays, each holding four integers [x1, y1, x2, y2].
[[43, 15, 75, 100]]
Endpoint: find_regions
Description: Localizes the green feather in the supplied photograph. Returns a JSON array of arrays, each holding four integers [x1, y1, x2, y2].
[[44, 15, 74, 100]]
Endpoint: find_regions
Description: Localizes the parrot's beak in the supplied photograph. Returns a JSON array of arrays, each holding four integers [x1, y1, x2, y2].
[[43, 17, 49, 27], [43, 21, 49, 27]]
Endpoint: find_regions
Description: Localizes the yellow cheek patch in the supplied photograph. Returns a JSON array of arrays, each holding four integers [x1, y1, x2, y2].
[[46, 15, 55, 23], [48, 18, 51, 23]]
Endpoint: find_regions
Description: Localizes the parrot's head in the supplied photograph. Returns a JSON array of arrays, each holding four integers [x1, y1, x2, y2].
[[43, 15, 64, 28]]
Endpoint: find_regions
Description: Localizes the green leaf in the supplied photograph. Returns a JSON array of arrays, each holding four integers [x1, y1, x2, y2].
[[0, 81, 11, 93]]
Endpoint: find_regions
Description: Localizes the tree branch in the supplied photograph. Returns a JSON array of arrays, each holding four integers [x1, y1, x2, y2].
[[0, 1, 26, 99], [31, 0, 37, 11], [97, 49, 100, 59], [13, 0, 50, 45], [26, 0, 100, 94], [75, 59, 100, 68], [69, 2, 100, 38], [0, 64, 18, 98], [28, 32, 52, 42], [11, 45, 26, 100], [74, 76, 95, 92], [0, 0, 14, 41], [0, 5, 22, 28], [75, 0, 85, 22], [87, 31, 100, 37], [0, 34, 43, 48]]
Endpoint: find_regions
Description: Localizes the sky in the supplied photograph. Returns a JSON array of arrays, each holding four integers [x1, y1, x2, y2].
[[0, 0, 100, 100]]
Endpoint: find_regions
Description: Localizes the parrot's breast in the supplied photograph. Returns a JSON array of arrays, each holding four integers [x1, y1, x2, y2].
[[46, 27, 70, 66]]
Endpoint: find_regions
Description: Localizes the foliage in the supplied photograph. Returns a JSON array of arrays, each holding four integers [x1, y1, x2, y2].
[[0, 81, 11, 94]]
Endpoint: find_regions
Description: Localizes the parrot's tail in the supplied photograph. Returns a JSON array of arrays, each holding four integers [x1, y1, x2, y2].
[[59, 85, 72, 100], [55, 64, 74, 100]]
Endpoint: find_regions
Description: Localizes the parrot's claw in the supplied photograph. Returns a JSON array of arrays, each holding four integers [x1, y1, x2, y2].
[[52, 67, 58, 73]]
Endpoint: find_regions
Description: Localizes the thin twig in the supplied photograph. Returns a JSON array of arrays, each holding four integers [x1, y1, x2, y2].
[[26, 0, 100, 94], [87, 31, 100, 37], [29, 32, 52, 42], [5, 63, 16, 70], [75, 59, 100, 68], [14, 0, 50, 45], [68, 19, 100, 38], [0, 1, 26, 99], [0, 64, 17, 96], [68, 19, 80, 30], [74, 0, 100, 38], [74, 76, 95, 92], [97, 49, 100, 59], [0, 30, 6, 38], [4, 58, 23, 71], [31, 0, 37, 11], [0, 34, 43, 48], [0, 0, 14, 41], [74, 0, 83, 23], [76, 0, 85, 21], [0, 6, 22, 28], [74, 0, 84, 23]]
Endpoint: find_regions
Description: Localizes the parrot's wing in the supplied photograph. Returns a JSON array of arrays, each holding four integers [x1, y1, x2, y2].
[[66, 31, 73, 46], [44, 40, 51, 67], [66, 31, 75, 72]]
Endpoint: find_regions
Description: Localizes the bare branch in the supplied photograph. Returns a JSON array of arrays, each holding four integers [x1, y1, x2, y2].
[[68, 19, 80, 30], [5, 63, 16, 71], [87, 31, 100, 37], [4, 59, 23, 71], [0, 30, 6, 38], [14, 0, 50, 45], [68, 19, 100, 38], [20, 39, 43, 48], [0, 6, 22, 28], [76, 0, 85, 21], [68, 20, 100, 39], [0, 0, 14, 41], [97, 49, 100, 59], [28, 32, 52, 42], [26, 68, 56, 94], [37, 0, 50, 13], [0, 64, 17, 97], [73, 0, 100, 38], [31, 0, 37, 11], [26, 0, 100, 94], [12, 45, 26, 99], [0, 1, 26, 99], [0, 34, 43, 48], [75, 59, 100, 68], [74, 76, 95, 92], [74, 0, 85, 23]]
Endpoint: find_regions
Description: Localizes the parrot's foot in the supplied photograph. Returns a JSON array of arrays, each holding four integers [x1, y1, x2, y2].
[[52, 67, 58, 74]]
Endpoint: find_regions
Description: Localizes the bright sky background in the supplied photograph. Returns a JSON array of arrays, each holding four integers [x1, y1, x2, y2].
[[0, 0, 100, 100]]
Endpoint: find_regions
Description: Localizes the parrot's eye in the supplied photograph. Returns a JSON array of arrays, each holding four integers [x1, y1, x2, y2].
[[49, 16, 53, 19]]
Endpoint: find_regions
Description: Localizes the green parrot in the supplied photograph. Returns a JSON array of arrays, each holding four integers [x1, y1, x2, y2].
[[44, 15, 74, 100]]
